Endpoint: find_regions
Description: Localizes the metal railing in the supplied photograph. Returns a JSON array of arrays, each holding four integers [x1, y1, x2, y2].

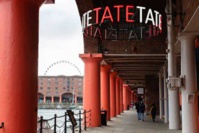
[[37, 109, 91, 133], [83, 110, 91, 131]]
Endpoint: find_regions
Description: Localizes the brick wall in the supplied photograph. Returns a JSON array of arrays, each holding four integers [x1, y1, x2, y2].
[[38, 76, 83, 102], [145, 75, 159, 115], [182, 0, 199, 27]]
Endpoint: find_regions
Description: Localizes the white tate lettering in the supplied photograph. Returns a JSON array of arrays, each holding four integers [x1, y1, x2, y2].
[[82, 5, 162, 32], [82, 13, 87, 31], [145, 9, 155, 26], [154, 10, 159, 27], [87, 10, 92, 27], [136, 6, 146, 23]]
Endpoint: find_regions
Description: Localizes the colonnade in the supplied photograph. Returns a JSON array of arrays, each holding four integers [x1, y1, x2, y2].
[[158, 34, 199, 132], [79, 53, 135, 127], [39, 95, 79, 104], [80, 39, 199, 130]]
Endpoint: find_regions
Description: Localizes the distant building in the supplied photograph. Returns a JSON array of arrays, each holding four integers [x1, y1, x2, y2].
[[38, 75, 83, 104]]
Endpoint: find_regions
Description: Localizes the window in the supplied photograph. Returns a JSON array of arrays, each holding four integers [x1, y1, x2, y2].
[[47, 92, 50, 95], [55, 87, 58, 90], [78, 83, 82, 86], [55, 92, 58, 95], [78, 92, 82, 95], [79, 78, 82, 81], [63, 87, 66, 90], [64, 82, 67, 86], [48, 78, 51, 81], [55, 82, 58, 86], [78, 88, 82, 90], [47, 82, 51, 86], [40, 82, 43, 85], [47, 87, 50, 90], [40, 87, 43, 90]]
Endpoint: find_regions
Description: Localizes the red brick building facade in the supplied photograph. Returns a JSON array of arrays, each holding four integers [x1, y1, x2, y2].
[[38, 75, 83, 104]]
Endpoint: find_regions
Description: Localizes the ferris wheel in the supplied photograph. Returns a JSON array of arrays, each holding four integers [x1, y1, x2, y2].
[[44, 60, 82, 76]]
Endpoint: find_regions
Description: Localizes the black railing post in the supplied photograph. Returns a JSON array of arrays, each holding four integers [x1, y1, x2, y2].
[[72, 110, 75, 133], [54, 114, 57, 133], [64, 112, 67, 133], [79, 110, 81, 133], [84, 110, 86, 131], [72, 125, 75, 133], [40, 116, 43, 133]]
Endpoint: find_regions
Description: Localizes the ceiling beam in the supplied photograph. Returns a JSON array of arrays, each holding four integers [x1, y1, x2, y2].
[[119, 72, 158, 75], [104, 54, 167, 57], [108, 60, 165, 63], [114, 67, 160, 71], [112, 64, 164, 67], [117, 70, 159, 72], [106, 57, 166, 59]]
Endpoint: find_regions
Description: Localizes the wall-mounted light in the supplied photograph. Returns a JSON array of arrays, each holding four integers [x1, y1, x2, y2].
[[166, 48, 170, 53]]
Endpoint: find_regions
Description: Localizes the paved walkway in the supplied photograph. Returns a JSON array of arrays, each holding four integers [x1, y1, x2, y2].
[[84, 109, 182, 133]]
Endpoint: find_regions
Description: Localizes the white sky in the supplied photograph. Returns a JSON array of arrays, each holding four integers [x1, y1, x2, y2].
[[38, 0, 84, 76]]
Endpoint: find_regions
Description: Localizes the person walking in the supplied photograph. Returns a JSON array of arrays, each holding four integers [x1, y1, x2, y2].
[[139, 101, 145, 121], [150, 103, 156, 122], [135, 101, 140, 120]]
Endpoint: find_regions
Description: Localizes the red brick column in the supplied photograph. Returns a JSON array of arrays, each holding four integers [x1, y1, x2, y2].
[[0, 0, 43, 132], [74, 95, 77, 104], [120, 79, 124, 113], [100, 65, 111, 120], [116, 77, 120, 115], [127, 87, 131, 108], [110, 72, 117, 118], [59, 96, 62, 103], [44, 95, 46, 103], [51, 97, 54, 103], [123, 84, 128, 110], [80, 53, 102, 127]]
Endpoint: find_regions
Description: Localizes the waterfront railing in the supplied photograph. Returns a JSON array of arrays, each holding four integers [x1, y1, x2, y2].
[[37, 109, 91, 133]]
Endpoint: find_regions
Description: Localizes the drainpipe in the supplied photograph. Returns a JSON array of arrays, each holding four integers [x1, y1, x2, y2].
[[166, 0, 181, 129]]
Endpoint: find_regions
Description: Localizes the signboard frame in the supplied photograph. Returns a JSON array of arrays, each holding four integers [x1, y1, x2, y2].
[[67, 110, 77, 127], [137, 88, 144, 94]]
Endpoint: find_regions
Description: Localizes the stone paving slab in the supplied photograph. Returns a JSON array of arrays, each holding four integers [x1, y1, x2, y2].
[[84, 109, 182, 133]]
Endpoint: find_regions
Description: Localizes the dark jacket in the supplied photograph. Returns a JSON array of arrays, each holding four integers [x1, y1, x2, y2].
[[139, 102, 145, 113], [151, 105, 156, 116], [135, 102, 139, 112]]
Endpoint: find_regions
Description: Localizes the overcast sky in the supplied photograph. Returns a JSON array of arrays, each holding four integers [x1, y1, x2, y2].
[[38, 0, 84, 76]]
